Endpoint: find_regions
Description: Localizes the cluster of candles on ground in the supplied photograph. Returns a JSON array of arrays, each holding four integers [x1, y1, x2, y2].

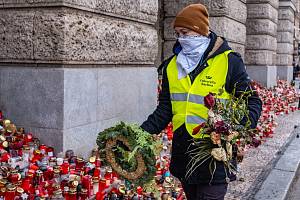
[[252, 80, 299, 145], [0, 112, 183, 200], [0, 80, 298, 200]]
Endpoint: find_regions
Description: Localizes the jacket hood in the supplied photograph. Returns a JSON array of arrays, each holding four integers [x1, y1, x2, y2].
[[172, 31, 232, 60]]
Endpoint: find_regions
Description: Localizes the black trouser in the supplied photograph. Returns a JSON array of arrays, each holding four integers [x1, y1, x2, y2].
[[182, 183, 228, 200]]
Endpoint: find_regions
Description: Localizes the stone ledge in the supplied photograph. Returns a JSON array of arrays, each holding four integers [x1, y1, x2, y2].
[[277, 54, 293, 66], [0, 8, 158, 64], [277, 31, 294, 44], [278, 6, 295, 22], [247, 3, 278, 24], [277, 43, 294, 54], [210, 17, 246, 45], [246, 19, 277, 36], [0, 0, 158, 24], [246, 35, 277, 51], [245, 50, 275, 65], [164, 0, 246, 23], [279, 0, 297, 12], [246, 0, 279, 9], [277, 19, 294, 33]]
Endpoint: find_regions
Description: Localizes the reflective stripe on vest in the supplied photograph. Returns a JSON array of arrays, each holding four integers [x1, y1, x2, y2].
[[167, 50, 232, 138]]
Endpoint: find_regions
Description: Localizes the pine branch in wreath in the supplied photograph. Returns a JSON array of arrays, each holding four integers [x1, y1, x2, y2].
[[96, 122, 161, 188]]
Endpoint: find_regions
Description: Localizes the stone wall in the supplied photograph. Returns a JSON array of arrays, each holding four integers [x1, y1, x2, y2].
[[0, 0, 159, 156]]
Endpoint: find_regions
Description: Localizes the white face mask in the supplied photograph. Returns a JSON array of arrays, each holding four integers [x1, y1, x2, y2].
[[176, 35, 211, 79]]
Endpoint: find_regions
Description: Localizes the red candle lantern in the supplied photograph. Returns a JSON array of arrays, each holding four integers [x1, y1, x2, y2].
[[95, 158, 101, 168], [104, 168, 113, 182], [47, 147, 54, 157], [76, 157, 85, 171], [24, 133, 33, 144], [94, 167, 100, 178], [31, 150, 42, 163], [21, 177, 31, 193], [61, 159, 70, 175], [43, 166, 54, 181], [1, 152, 10, 162], [98, 178, 107, 198], [39, 144, 47, 155], [68, 188, 77, 200], [80, 188, 88, 200], [5, 184, 16, 200], [8, 170, 21, 184]]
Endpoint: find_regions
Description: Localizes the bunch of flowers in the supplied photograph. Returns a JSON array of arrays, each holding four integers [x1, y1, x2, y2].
[[187, 88, 256, 182]]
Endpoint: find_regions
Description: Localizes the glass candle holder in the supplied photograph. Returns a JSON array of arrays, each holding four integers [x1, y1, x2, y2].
[[79, 188, 88, 200], [68, 188, 77, 200], [46, 147, 54, 158], [5, 184, 16, 200], [61, 159, 70, 175]]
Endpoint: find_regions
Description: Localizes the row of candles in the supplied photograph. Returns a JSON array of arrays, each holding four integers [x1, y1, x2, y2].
[[0, 110, 184, 200]]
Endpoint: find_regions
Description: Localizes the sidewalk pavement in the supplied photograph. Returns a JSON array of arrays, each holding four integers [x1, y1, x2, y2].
[[254, 126, 300, 200], [225, 111, 300, 200]]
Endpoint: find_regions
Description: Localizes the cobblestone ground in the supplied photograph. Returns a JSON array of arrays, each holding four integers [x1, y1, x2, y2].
[[225, 111, 300, 200]]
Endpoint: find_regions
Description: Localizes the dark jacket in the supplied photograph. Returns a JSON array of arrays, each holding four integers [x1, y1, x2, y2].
[[141, 32, 262, 184]]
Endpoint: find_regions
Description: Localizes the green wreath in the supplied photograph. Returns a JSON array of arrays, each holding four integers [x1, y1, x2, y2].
[[96, 122, 161, 187]]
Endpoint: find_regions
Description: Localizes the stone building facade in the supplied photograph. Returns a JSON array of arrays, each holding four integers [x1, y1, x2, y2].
[[159, 0, 300, 87], [0, 0, 299, 155]]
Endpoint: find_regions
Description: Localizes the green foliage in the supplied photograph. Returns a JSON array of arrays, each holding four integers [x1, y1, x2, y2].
[[96, 122, 161, 188]]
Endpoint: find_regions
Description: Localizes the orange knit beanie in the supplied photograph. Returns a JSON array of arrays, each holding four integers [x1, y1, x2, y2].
[[173, 4, 210, 36]]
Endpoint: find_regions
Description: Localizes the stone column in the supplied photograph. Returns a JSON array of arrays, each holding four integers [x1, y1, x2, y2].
[[277, 0, 296, 82], [161, 0, 247, 60], [245, 0, 279, 87], [0, 0, 158, 156]]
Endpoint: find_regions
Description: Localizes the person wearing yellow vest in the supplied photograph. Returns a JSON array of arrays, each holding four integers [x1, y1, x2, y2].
[[141, 3, 262, 200]]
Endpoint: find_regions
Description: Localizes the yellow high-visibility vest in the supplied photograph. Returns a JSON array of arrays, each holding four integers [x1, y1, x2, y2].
[[167, 50, 232, 138]]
